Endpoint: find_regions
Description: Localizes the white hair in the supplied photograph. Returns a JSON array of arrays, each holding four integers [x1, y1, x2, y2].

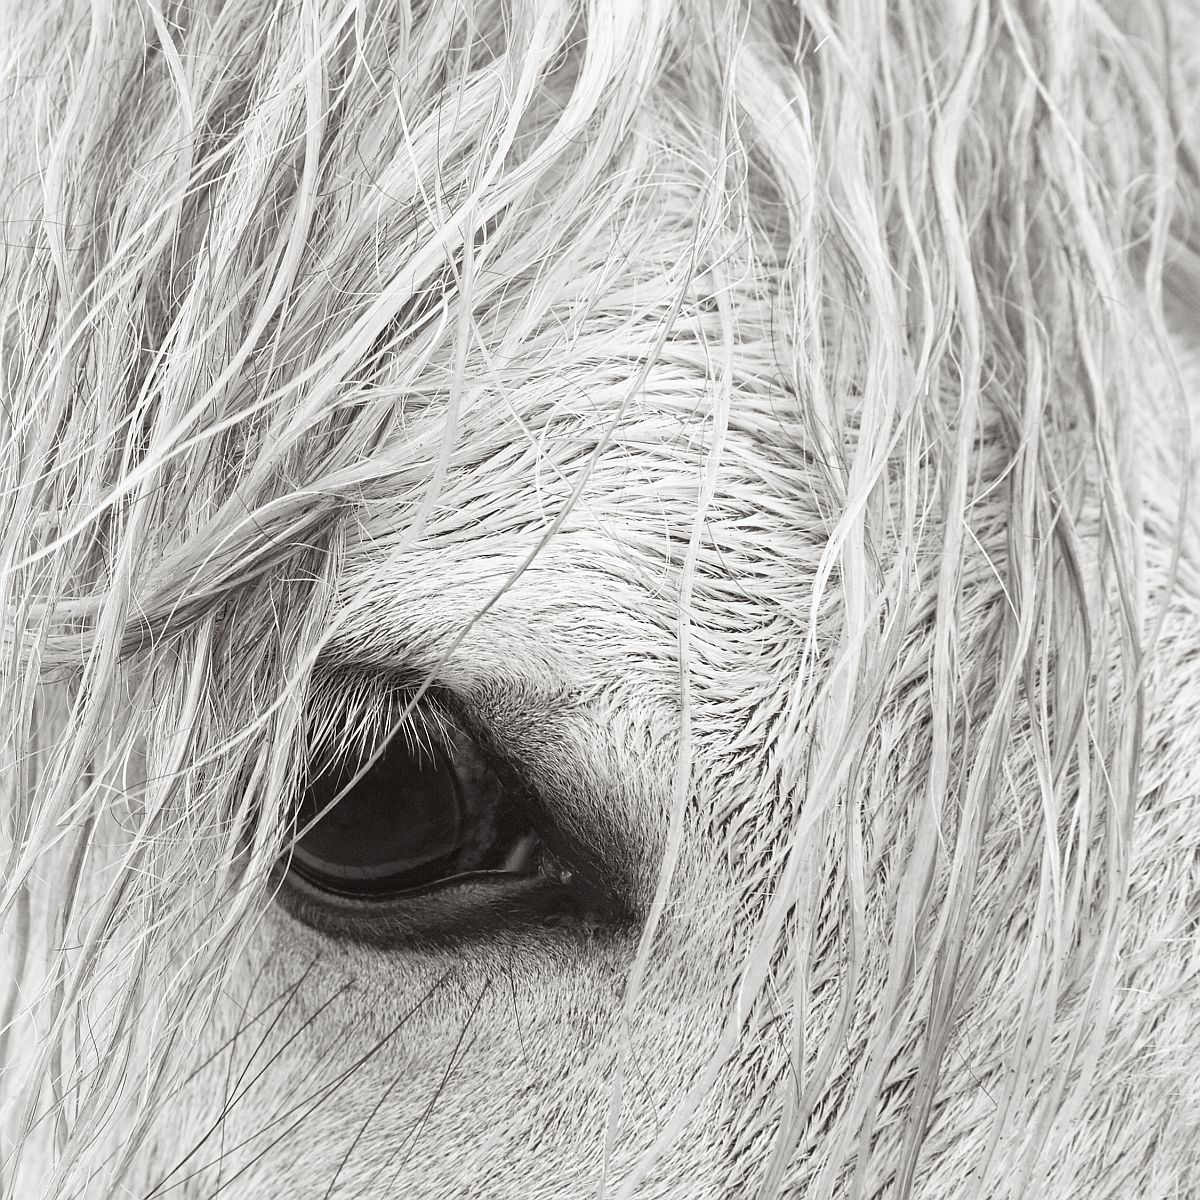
[[2, 0, 1200, 1196]]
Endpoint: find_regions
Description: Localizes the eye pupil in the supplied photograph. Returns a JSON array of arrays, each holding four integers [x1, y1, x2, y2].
[[291, 739, 466, 894]]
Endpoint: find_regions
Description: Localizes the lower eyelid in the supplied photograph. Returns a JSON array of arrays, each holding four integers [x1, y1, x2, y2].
[[274, 864, 624, 950]]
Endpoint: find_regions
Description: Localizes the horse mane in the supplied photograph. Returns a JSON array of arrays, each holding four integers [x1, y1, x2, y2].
[[2, 1, 1198, 1195]]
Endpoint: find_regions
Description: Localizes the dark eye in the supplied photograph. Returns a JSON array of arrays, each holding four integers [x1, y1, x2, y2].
[[287, 726, 544, 899]]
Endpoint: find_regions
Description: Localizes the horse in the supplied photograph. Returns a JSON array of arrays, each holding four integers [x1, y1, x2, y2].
[[2, 0, 1199, 1195]]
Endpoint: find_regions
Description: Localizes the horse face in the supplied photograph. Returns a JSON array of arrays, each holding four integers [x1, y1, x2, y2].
[[3, 2, 1200, 1198]]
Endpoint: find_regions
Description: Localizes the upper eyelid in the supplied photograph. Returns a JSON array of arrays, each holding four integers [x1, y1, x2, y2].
[[303, 669, 457, 759]]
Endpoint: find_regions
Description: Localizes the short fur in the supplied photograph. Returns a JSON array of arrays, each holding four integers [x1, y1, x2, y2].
[[2, 0, 1199, 1196]]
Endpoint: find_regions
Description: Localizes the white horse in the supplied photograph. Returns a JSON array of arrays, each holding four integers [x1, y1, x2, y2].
[[2, 1, 1199, 1196]]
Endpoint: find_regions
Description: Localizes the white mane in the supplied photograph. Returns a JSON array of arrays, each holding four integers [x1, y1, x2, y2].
[[2, 0, 1199, 1195]]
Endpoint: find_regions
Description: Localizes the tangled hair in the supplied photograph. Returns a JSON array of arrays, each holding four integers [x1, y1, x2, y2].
[[2, 0, 1199, 1196]]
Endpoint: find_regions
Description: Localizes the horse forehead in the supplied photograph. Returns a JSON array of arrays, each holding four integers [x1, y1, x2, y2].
[[332, 386, 833, 684]]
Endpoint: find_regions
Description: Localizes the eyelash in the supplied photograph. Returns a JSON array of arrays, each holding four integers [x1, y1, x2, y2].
[[301, 676, 452, 776]]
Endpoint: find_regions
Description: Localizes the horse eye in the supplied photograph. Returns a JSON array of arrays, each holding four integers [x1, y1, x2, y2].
[[287, 728, 541, 898]]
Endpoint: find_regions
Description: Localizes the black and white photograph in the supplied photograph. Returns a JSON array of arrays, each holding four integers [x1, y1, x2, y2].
[[1, 1, 1198, 1196]]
